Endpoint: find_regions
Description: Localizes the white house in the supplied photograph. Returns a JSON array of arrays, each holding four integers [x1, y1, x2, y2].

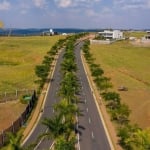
[[98, 30, 123, 39]]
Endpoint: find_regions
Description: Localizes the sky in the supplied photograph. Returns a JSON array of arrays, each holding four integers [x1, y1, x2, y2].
[[0, 0, 150, 29]]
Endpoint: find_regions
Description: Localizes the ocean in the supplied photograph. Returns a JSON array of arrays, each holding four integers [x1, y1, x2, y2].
[[0, 28, 100, 36]]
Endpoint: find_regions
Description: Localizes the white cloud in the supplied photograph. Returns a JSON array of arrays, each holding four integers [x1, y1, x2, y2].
[[55, 0, 72, 8], [0, 0, 11, 10], [32, 0, 46, 8], [114, 0, 150, 10], [54, 0, 101, 8]]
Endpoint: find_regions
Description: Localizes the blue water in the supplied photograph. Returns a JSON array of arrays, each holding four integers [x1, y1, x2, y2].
[[0, 28, 100, 36]]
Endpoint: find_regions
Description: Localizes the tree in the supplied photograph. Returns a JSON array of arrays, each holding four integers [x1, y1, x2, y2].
[[42, 55, 53, 66], [128, 128, 150, 150], [117, 124, 140, 149], [54, 99, 79, 123], [7, 132, 23, 150], [61, 58, 77, 73], [111, 103, 130, 125], [102, 92, 121, 109], [59, 72, 79, 103], [41, 115, 66, 140], [90, 64, 104, 77], [35, 64, 49, 82], [55, 136, 76, 150], [94, 77, 112, 93]]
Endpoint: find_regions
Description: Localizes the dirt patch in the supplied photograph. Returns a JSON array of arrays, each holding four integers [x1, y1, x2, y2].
[[131, 39, 150, 47], [0, 101, 26, 131]]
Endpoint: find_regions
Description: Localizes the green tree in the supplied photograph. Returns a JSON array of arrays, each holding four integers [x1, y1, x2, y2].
[[35, 64, 49, 82], [117, 124, 140, 149], [111, 103, 130, 124], [55, 136, 76, 150], [61, 58, 77, 73], [7, 132, 23, 150], [102, 92, 121, 109], [59, 72, 78, 103], [54, 99, 79, 123], [94, 77, 112, 93], [41, 115, 66, 140], [128, 128, 150, 150]]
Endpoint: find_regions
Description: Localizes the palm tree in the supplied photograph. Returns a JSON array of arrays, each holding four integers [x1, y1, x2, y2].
[[61, 58, 77, 74], [55, 136, 76, 150], [7, 132, 23, 150], [41, 115, 66, 140], [54, 99, 79, 123], [59, 72, 79, 104]]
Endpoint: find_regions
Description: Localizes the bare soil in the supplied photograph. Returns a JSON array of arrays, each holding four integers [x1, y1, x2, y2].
[[0, 101, 26, 131]]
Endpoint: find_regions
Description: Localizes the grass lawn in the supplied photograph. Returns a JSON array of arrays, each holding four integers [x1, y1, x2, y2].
[[0, 35, 64, 132], [90, 40, 150, 128], [0, 36, 63, 93]]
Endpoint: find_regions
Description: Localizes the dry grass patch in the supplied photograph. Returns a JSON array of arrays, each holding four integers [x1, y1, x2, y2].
[[0, 35, 64, 131], [0, 36, 63, 92], [90, 40, 150, 128]]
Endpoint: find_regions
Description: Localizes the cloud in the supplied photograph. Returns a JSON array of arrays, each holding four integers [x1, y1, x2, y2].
[[0, 0, 11, 10], [32, 0, 46, 8], [54, 0, 72, 8], [54, 0, 101, 8], [114, 0, 150, 10]]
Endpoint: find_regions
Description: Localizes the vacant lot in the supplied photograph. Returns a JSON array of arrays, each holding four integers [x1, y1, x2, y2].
[[90, 40, 150, 128], [0, 36, 63, 93], [0, 35, 63, 131]]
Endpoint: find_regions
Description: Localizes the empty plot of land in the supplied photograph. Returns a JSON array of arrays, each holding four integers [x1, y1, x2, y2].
[[0, 36, 63, 131], [90, 40, 150, 128]]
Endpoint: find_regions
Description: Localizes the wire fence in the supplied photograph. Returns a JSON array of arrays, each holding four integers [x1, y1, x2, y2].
[[0, 89, 35, 103], [0, 90, 36, 147]]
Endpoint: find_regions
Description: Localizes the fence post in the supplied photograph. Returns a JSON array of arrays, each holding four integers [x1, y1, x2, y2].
[[16, 90, 18, 97], [12, 122, 14, 133], [1, 130, 4, 146]]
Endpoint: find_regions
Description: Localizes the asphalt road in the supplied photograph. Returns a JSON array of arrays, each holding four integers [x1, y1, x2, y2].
[[23, 40, 112, 150], [23, 49, 64, 149], [75, 42, 111, 150]]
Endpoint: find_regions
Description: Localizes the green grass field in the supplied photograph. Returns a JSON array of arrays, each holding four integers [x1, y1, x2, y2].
[[90, 40, 150, 128], [0, 36, 63, 93]]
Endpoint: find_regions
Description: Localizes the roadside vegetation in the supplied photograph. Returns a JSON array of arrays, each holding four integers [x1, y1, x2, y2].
[[2, 33, 87, 149], [90, 40, 150, 128], [39, 33, 87, 150], [82, 39, 150, 150]]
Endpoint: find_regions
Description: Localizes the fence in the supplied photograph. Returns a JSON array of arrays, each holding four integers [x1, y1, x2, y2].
[[0, 90, 36, 147], [90, 39, 115, 44], [0, 89, 34, 103]]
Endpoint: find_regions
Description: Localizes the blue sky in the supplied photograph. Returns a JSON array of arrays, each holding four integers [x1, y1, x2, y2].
[[0, 0, 150, 29]]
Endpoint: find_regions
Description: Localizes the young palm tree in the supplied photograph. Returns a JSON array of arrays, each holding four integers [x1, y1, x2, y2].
[[41, 114, 66, 140], [55, 136, 76, 150], [7, 132, 23, 150], [54, 99, 79, 123]]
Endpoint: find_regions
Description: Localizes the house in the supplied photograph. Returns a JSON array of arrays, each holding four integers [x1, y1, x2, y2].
[[144, 31, 150, 40], [98, 30, 123, 40]]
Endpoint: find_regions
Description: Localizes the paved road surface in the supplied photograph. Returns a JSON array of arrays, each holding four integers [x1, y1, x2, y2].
[[23, 40, 112, 150], [23, 49, 64, 149], [75, 42, 111, 150]]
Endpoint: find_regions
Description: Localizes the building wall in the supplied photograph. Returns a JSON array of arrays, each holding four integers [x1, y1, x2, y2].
[[98, 30, 123, 39]]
